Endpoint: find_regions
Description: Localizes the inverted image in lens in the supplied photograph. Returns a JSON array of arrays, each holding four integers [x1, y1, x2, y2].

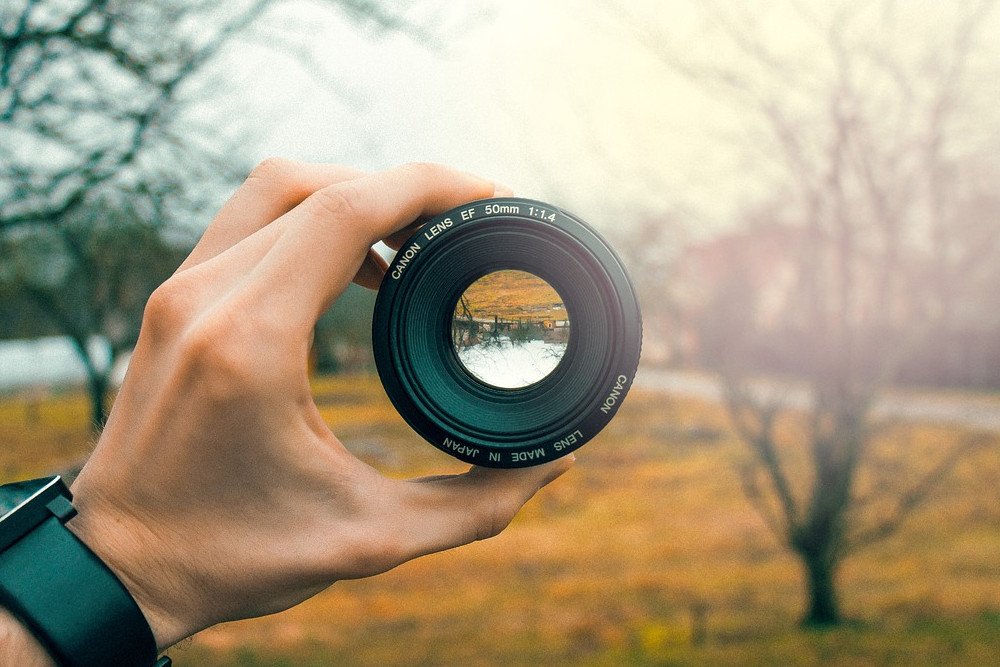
[[451, 270, 571, 389]]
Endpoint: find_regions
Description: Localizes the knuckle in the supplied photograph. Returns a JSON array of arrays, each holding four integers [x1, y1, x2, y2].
[[141, 279, 192, 338], [322, 522, 404, 579], [175, 301, 300, 402], [474, 495, 520, 542], [308, 184, 360, 222], [351, 533, 406, 575], [176, 312, 257, 401], [330, 481, 411, 576]]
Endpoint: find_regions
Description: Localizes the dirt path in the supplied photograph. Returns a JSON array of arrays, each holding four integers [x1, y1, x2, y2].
[[635, 367, 1000, 432]]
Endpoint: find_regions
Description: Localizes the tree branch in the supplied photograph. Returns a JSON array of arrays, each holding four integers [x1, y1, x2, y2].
[[843, 433, 994, 553], [724, 378, 801, 532], [737, 460, 789, 543]]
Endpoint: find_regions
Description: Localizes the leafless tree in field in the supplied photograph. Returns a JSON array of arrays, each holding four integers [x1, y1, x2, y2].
[[0, 0, 426, 427], [611, 0, 1000, 624]]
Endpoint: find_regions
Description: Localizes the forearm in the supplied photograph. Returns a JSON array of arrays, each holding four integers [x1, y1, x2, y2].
[[0, 606, 55, 667]]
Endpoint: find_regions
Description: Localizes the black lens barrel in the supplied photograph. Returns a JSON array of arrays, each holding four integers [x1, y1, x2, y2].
[[372, 198, 641, 468]]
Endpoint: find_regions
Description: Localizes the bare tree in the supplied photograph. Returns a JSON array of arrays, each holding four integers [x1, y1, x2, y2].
[[613, 0, 1000, 624], [0, 0, 424, 427]]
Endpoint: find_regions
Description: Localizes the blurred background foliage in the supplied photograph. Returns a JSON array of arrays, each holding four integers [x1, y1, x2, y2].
[[1, 0, 998, 664]]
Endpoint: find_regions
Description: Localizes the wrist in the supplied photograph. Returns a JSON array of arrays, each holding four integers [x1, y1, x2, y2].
[[65, 479, 191, 651]]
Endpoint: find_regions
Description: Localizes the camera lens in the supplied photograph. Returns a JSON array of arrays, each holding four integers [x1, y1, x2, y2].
[[373, 197, 641, 468], [451, 270, 571, 390]]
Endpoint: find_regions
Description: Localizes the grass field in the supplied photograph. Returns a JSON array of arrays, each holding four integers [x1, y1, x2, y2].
[[1, 375, 998, 665]]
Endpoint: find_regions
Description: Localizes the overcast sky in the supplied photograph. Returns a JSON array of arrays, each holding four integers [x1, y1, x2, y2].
[[211, 0, 1000, 237], [208, 1, 737, 232]]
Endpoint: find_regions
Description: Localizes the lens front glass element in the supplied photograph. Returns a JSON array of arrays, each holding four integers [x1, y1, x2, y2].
[[451, 270, 570, 389]]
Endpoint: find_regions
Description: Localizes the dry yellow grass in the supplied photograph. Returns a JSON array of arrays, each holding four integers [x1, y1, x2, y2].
[[458, 270, 568, 322], [1, 376, 998, 665], [0, 389, 95, 480]]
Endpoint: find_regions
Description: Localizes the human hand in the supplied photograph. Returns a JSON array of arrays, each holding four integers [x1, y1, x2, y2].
[[65, 160, 573, 650]]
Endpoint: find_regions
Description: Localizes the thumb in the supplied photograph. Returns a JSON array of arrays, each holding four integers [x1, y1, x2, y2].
[[394, 456, 575, 560]]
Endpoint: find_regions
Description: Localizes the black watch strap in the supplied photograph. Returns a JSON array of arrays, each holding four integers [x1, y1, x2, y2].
[[0, 499, 160, 667]]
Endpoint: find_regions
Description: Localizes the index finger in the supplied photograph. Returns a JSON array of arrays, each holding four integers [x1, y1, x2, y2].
[[181, 159, 365, 271], [381, 182, 514, 251], [251, 163, 495, 324]]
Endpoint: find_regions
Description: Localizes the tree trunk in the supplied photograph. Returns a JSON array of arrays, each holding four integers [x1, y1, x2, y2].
[[86, 368, 110, 431], [69, 336, 112, 432], [801, 552, 840, 626]]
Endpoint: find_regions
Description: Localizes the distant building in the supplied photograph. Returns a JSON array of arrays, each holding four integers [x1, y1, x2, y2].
[[670, 221, 1000, 389]]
